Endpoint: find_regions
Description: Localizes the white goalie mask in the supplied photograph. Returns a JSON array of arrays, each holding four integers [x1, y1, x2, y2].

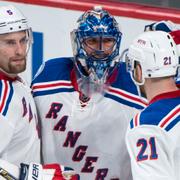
[[0, 5, 33, 46], [126, 31, 179, 85]]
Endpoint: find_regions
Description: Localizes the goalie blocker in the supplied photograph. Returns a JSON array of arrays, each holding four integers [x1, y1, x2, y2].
[[0, 159, 79, 180]]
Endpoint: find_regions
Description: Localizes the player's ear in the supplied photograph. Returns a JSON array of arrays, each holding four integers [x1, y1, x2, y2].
[[134, 63, 143, 84]]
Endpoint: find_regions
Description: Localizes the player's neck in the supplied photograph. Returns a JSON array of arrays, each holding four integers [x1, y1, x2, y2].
[[144, 78, 178, 101]]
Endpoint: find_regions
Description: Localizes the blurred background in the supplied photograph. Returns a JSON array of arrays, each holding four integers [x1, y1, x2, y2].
[[106, 0, 180, 9]]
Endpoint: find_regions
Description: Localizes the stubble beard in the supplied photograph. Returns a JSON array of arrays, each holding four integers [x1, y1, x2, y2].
[[8, 57, 27, 74]]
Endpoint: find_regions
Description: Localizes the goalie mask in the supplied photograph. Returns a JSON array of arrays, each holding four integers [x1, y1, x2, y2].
[[126, 31, 179, 85], [71, 6, 122, 97], [0, 5, 33, 53]]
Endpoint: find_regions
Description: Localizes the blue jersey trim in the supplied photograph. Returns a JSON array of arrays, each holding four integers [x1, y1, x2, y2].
[[105, 93, 145, 109], [165, 116, 180, 131], [2, 82, 13, 116], [33, 87, 75, 97], [130, 119, 134, 129]]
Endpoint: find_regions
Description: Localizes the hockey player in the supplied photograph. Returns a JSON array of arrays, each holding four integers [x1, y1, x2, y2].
[[0, 5, 78, 180], [125, 31, 180, 180], [32, 7, 147, 180], [144, 20, 180, 86], [0, 4, 40, 166]]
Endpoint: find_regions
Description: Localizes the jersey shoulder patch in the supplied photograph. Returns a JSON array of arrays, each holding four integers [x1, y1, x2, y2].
[[31, 57, 75, 97], [105, 62, 147, 109], [130, 98, 180, 131], [33, 57, 74, 82]]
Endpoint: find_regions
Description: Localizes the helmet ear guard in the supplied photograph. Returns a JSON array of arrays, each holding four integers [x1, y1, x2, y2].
[[126, 31, 179, 85]]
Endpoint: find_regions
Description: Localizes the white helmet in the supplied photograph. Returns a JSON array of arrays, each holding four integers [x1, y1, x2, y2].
[[0, 5, 31, 35], [126, 31, 179, 85]]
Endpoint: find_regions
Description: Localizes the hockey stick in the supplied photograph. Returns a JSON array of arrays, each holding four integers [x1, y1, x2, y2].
[[0, 166, 18, 180]]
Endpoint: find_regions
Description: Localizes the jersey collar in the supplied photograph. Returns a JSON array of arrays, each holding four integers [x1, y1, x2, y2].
[[149, 89, 180, 104], [0, 70, 18, 81]]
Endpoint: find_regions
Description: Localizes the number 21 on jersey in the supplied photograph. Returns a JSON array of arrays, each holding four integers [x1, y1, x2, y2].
[[136, 137, 158, 161]]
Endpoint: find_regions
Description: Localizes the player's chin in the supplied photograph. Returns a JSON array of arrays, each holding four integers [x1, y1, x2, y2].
[[10, 62, 26, 74]]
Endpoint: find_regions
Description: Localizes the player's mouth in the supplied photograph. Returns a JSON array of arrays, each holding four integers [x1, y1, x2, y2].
[[11, 58, 25, 65]]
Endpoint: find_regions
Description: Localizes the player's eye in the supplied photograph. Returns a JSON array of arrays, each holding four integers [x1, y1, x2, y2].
[[20, 37, 29, 45], [5, 40, 16, 46]]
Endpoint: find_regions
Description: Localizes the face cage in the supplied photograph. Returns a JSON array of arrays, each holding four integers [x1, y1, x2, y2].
[[77, 32, 121, 79], [82, 36, 117, 59], [72, 28, 121, 97], [74, 40, 120, 97]]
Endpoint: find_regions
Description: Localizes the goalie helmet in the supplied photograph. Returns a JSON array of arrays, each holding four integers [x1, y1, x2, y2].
[[71, 6, 122, 96], [126, 31, 179, 85]]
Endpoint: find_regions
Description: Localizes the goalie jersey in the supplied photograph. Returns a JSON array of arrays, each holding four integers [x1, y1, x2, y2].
[[32, 57, 147, 180], [0, 71, 40, 166], [126, 90, 180, 180]]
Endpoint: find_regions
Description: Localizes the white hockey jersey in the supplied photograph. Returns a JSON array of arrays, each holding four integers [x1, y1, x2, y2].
[[126, 90, 180, 180], [32, 57, 147, 180], [0, 72, 40, 166]]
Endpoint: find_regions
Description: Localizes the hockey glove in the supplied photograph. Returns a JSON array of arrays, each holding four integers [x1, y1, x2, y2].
[[19, 163, 79, 180], [0, 159, 79, 180]]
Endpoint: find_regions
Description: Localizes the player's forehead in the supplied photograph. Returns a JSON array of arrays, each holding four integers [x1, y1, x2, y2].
[[0, 30, 26, 40]]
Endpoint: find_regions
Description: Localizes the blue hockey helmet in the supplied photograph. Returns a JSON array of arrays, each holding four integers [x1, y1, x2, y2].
[[71, 7, 122, 96]]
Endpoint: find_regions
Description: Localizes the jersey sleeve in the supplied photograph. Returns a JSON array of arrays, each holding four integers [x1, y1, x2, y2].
[[126, 125, 176, 180]]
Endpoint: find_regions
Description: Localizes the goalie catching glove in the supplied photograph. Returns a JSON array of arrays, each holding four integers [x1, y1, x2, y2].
[[0, 159, 79, 180]]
